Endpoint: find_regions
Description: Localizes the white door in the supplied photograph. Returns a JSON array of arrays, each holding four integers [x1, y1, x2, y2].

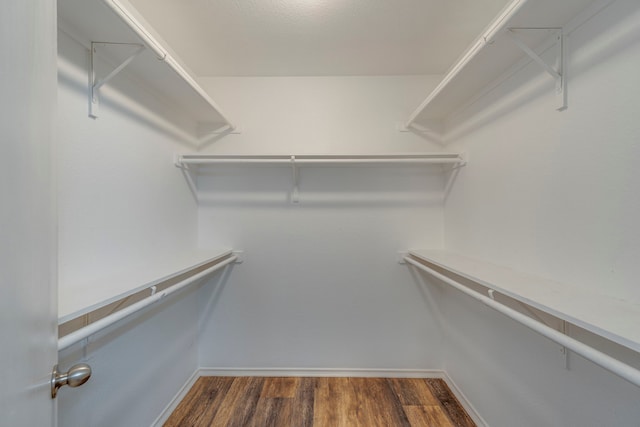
[[0, 2, 58, 426]]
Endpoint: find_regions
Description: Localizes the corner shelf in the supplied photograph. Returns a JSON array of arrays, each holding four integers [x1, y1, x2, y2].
[[175, 153, 467, 203], [407, 249, 640, 353], [58, 0, 235, 134], [405, 0, 605, 136]]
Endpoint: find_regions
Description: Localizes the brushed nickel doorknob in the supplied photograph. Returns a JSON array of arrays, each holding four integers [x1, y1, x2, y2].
[[51, 363, 91, 398]]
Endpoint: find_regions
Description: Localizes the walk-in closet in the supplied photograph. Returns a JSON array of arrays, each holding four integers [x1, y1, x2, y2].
[[2, 0, 639, 425]]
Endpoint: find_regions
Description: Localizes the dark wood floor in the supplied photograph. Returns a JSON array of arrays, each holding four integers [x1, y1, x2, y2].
[[164, 376, 476, 427]]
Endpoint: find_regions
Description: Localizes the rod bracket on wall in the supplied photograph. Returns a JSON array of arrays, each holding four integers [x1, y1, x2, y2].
[[174, 154, 199, 202], [89, 42, 146, 118], [291, 156, 300, 204], [561, 320, 570, 370], [506, 28, 566, 111], [231, 250, 245, 263]]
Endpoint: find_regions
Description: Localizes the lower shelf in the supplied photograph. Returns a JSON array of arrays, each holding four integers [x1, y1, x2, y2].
[[407, 249, 640, 353], [58, 248, 233, 323]]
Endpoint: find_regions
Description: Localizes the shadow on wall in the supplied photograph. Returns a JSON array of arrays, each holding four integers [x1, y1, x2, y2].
[[194, 165, 456, 208], [57, 267, 235, 425], [445, 0, 640, 144], [57, 31, 230, 150], [197, 265, 235, 340]]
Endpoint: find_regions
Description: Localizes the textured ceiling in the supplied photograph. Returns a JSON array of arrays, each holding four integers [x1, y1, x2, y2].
[[128, 0, 511, 76]]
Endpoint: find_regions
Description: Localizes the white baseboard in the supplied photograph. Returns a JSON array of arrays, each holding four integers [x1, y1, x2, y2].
[[198, 366, 446, 378], [441, 371, 489, 427], [151, 367, 487, 427], [150, 369, 200, 427]]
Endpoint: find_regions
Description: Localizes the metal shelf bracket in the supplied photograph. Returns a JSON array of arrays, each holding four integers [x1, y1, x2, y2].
[[90, 42, 145, 118], [291, 156, 300, 204], [174, 154, 199, 202], [561, 320, 570, 370], [506, 28, 567, 111]]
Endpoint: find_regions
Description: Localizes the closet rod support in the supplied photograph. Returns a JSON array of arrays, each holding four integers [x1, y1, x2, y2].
[[291, 156, 300, 204], [561, 320, 570, 370], [174, 155, 199, 202], [90, 42, 145, 118], [506, 28, 566, 111]]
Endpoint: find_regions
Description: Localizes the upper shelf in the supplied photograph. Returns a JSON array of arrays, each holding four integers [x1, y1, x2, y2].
[[408, 249, 640, 353], [57, 0, 235, 130], [176, 153, 466, 167], [175, 153, 466, 203], [405, 0, 600, 134]]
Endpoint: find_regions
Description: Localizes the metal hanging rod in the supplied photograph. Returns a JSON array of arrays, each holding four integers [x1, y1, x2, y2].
[[176, 153, 466, 166], [58, 255, 237, 351], [404, 256, 640, 389]]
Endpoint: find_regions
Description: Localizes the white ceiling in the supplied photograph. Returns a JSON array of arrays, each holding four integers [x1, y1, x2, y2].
[[128, 0, 511, 77]]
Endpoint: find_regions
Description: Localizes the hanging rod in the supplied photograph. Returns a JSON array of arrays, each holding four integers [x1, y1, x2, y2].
[[404, 256, 640, 389], [176, 153, 466, 166], [58, 255, 237, 351]]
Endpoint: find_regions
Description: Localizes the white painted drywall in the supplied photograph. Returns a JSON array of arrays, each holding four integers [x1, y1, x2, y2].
[[444, 0, 640, 304], [126, 0, 509, 76], [440, 0, 640, 425], [56, 30, 202, 425], [198, 75, 443, 153], [438, 285, 640, 427], [195, 76, 448, 370], [58, 286, 201, 427], [0, 2, 58, 425], [57, 30, 200, 318]]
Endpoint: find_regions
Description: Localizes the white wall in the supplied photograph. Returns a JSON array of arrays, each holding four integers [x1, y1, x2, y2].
[[445, 0, 640, 304], [195, 76, 449, 370], [58, 287, 200, 427], [198, 76, 442, 153], [57, 30, 199, 317], [56, 30, 201, 426], [441, 0, 640, 425]]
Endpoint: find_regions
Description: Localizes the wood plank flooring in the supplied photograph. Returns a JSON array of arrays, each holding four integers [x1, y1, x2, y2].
[[164, 377, 476, 427]]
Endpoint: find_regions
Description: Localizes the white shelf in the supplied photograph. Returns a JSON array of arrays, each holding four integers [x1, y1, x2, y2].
[[57, 0, 234, 130], [176, 153, 467, 203], [58, 248, 233, 323], [406, 0, 600, 133], [176, 153, 466, 166], [408, 249, 640, 353]]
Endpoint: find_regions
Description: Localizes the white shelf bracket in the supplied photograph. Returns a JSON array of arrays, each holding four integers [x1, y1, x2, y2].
[[231, 250, 245, 263], [506, 28, 567, 111], [450, 152, 468, 170], [561, 320, 570, 370], [514, 296, 570, 370], [174, 155, 199, 202], [290, 156, 300, 204], [90, 42, 145, 118]]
